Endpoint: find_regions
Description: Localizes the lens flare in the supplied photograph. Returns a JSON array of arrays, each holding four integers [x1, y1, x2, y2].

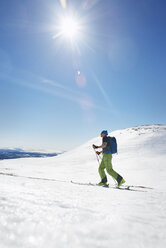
[[75, 71, 87, 88], [60, 0, 67, 9]]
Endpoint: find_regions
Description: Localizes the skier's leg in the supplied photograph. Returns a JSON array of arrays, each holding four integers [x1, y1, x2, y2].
[[104, 154, 123, 182], [98, 157, 107, 183]]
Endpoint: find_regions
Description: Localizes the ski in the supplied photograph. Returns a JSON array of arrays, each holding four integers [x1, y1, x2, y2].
[[125, 185, 153, 189], [71, 181, 150, 192], [71, 180, 131, 190]]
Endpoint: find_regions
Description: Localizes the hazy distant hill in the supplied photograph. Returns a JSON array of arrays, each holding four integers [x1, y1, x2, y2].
[[0, 148, 61, 160]]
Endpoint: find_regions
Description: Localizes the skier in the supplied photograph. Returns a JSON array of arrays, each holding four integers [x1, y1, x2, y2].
[[92, 130, 125, 187]]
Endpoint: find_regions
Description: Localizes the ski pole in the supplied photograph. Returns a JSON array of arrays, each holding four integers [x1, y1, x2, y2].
[[93, 148, 101, 165]]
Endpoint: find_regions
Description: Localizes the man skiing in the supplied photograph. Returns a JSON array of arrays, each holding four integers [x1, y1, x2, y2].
[[92, 130, 125, 187]]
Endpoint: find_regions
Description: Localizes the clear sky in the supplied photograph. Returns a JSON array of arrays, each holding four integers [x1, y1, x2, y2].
[[0, 0, 166, 152]]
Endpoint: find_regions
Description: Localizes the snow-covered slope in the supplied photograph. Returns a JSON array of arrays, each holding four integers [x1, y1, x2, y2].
[[0, 125, 166, 248]]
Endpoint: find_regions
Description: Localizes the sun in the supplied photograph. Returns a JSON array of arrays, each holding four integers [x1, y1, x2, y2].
[[60, 16, 80, 40], [52, 13, 86, 49], [53, 14, 81, 42]]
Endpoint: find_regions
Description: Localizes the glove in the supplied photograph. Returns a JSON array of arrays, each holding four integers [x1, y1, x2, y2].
[[96, 151, 101, 155], [92, 144, 98, 149]]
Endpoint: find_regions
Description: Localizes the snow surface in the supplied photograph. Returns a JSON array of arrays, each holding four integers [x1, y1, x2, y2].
[[0, 125, 166, 248]]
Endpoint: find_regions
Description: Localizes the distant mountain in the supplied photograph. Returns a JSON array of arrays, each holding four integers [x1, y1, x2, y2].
[[0, 148, 61, 160]]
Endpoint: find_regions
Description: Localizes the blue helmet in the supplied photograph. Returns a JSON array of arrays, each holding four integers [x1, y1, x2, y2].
[[101, 130, 108, 136]]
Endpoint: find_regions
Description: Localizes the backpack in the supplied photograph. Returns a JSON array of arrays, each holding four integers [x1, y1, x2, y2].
[[108, 136, 117, 154]]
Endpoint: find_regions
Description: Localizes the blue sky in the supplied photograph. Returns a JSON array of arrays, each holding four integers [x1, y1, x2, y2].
[[0, 0, 166, 151]]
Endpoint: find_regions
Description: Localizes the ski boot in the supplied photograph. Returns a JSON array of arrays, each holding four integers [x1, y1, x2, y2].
[[97, 176, 108, 186], [118, 178, 125, 187]]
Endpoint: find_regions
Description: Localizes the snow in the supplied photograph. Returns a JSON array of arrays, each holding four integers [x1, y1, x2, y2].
[[0, 124, 166, 248]]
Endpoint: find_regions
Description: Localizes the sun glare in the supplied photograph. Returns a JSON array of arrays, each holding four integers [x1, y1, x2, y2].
[[52, 13, 86, 49], [59, 16, 80, 40]]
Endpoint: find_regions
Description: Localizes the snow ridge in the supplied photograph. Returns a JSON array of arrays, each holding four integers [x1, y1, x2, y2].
[[0, 125, 166, 248]]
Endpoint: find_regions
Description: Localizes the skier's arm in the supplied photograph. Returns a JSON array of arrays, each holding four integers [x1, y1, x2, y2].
[[98, 142, 107, 149], [92, 142, 107, 149]]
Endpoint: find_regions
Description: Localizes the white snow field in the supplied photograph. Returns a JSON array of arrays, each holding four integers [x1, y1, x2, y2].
[[0, 125, 166, 248]]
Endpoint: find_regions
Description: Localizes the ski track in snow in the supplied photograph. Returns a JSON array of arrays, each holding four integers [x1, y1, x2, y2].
[[0, 125, 166, 248]]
